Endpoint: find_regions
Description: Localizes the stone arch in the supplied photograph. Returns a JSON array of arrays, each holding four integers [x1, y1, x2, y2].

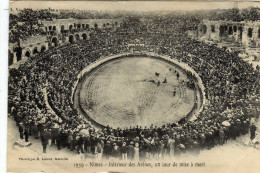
[[219, 25, 225, 36], [202, 25, 207, 34], [8, 50, 14, 66], [228, 26, 233, 35], [82, 24, 85, 28], [15, 47, 22, 61], [33, 47, 38, 54], [248, 28, 253, 38], [74, 23, 76, 28], [115, 22, 118, 26], [106, 23, 110, 26], [75, 34, 80, 41], [53, 26, 56, 31], [51, 37, 58, 47], [211, 25, 215, 33], [77, 23, 81, 29], [94, 23, 98, 29], [224, 25, 228, 31], [103, 23, 106, 28], [82, 33, 87, 40], [69, 25, 73, 30], [238, 26, 243, 39], [69, 35, 74, 43], [258, 27, 260, 39], [48, 26, 52, 31], [25, 50, 31, 58], [112, 23, 114, 28], [41, 45, 46, 52], [86, 24, 89, 29], [233, 26, 237, 33]]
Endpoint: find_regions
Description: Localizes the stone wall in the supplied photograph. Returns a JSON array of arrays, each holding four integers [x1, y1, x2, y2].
[[199, 19, 260, 48]]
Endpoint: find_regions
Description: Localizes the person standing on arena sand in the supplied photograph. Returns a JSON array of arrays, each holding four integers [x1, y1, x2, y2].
[[18, 122, 24, 139], [24, 127, 29, 142], [250, 123, 257, 140], [176, 72, 180, 80], [41, 129, 49, 153], [173, 88, 176, 96], [219, 127, 225, 145]]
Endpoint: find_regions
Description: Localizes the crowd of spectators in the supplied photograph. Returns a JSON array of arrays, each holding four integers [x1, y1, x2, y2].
[[8, 13, 259, 161]]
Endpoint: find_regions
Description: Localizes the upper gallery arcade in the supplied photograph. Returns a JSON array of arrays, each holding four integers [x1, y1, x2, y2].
[[198, 19, 260, 48], [9, 18, 122, 65]]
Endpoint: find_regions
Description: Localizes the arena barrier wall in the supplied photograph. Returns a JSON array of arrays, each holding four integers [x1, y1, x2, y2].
[[71, 52, 206, 128]]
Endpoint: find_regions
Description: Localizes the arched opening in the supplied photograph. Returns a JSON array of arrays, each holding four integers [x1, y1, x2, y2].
[[48, 26, 52, 31], [219, 25, 225, 36], [15, 47, 22, 61], [115, 22, 118, 26], [94, 23, 98, 29], [211, 25, 215, 33], [238, 27, 243, 39], [75, 34, 80, 41], [86, 24, 89, 29], [25, 51, 30, 58], [106, 23, 109, 26], [74, 23, 76, 28], [202, 25, 207, 34], [41, 46, 46, 52], [77, 24, 81, 29], [103, 23, 106, 28], [258, 28, 260, 39], [69, 25, 73, 30], [51, 37, 58, 47], [112, 23, 114, 28], [82, 33, 87, 40], [248, 28, 253, 38], [224, 25, 228, 31], [8, 50, 14, 66], [33, 47, 38, 54], [69, 35, 74, 43], [61, 25, 65, 32], [233, 26, 237, 33], [82, 24, 85, 28], [53, 26, 56, 31], [228, 26, 233, 35]]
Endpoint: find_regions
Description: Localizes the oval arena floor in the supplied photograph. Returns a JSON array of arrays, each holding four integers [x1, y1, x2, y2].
[[75, 56, 198, 128]]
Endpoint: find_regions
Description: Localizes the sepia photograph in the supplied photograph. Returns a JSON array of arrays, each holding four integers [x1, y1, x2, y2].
[[3, 0, 260, 173]]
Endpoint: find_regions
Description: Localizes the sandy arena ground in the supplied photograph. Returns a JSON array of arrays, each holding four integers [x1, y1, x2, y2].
[[77, 56, 197, 128]]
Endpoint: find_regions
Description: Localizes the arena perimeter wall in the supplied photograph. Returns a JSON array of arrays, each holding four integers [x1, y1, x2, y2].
[[72, 52, 206, 128]]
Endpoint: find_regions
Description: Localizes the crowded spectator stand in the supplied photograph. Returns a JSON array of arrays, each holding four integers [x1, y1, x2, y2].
[[8, 13, 260, 161]]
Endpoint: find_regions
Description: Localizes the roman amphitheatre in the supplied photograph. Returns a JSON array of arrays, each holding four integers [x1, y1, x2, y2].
[[7, 6, 260, 173], [74, 54, 203, 128]]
